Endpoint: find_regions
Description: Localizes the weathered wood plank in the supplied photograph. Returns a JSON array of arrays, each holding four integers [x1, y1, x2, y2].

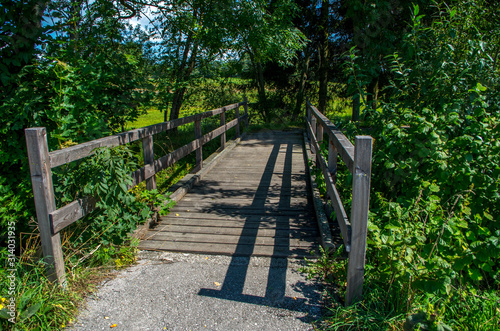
[[138, 240, 318, 258], [148, 224, 318, 237], [50, 196, 96, 234], [159, 213, 314, 224], [145, 232, 314, 248], [25, 128, 66, 286], [346, 136, 373, 306], [142, 135, 156, 190]]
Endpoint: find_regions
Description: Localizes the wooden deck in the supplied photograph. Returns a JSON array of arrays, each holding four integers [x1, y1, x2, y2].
[[138, 130, 320, 258]]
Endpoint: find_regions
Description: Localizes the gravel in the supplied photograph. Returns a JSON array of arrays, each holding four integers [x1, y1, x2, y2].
[[69, 251, 323, 331]]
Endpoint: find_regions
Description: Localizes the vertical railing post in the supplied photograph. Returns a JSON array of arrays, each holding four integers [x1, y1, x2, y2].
[[316, 122, 324, 166], [195, 119, 202, 172], [346, 136, 373, 305], [243, 97, 249, 128], [235, 103, 240, 138], [25, 128, 66, 286], [306, 98, 311, 137], [310, 114, 317, 155], [328, 138, 338, 183], [220, 107, 226, 151], [142, 135, 156, 190]]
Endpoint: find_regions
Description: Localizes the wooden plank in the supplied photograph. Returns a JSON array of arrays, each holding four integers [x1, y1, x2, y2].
[[147, 224, 318, 237], [179, 195, 309, 204], [346, 136, 373, 306], [307, 121, 351, 251], [173, 195, 311, 206], [160, 214, 314, 227], [155, 140, 198, 173], [25, 128, 66, 286], [307, 102, 355, 172], [50, 196, 96, 234], [142, 135, 156, 190], [145, 232, 315, 248], [137, 240, 318, 258], [169, 207, 313, 218], [180, 190, 309, 200]]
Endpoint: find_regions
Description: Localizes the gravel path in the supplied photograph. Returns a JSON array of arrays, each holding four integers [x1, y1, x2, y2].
[[70, 251, 323, 331]]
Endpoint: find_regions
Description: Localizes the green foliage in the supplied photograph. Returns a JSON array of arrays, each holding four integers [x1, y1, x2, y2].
[[311, 1, 500, 329], [55, 146, 150, 246], [137, 189, 176, 222], [300, 246, 347, 285]]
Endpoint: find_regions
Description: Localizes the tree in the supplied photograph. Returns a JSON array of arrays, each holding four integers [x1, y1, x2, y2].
[[231, 0, 306, 122]]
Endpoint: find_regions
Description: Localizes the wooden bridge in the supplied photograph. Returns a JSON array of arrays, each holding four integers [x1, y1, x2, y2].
[[138, 130, 319, 258], [26, 98, 372, 305]]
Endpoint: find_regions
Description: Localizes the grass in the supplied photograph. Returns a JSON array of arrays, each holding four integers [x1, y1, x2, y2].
[[0, 233, 140, 330], [126, 106, 166, 130]]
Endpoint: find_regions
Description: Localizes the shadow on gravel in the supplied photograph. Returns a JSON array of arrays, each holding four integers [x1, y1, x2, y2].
[[198, 136, 322, 323]]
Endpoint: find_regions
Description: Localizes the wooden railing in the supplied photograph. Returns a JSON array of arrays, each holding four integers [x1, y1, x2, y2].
[[305, 101, 373, 306], [25, 99, 249, 286]]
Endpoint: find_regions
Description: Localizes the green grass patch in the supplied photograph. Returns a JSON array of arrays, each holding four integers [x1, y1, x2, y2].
[[126, 106, 166, 130]]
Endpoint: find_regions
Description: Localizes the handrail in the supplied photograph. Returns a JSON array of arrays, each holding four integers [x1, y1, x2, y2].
[[25, 99, 249, 286], [305, 100, 373, 306]]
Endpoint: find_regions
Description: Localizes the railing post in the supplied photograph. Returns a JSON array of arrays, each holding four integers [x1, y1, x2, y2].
[[328, 138, 338, 183], [316, 122, 324, 166], [25, 128, 67, 286], [243, 97, 249, 128], [220, 107, 226, 151], [194, 119, 202, 172], [310, 114, 317, 155], [142, 135, 156, 190], [346, 136, 373, 305], [235, 104, 240, 138]]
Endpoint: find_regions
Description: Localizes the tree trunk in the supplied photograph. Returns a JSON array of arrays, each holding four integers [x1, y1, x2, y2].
[[256, 60, 269, 122], [367, 76, 379, 110], [318, 0, 329, 113], [352, 94, 360, 122], [294, 51, 310, 116]]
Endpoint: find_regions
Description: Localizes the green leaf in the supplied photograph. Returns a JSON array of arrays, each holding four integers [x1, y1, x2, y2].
[[476, 82, 487, 91], [429, 183, 440, 192], [0, 308, 11, 320], [468, 268, 483, 282], [20, 302, 42, 321]]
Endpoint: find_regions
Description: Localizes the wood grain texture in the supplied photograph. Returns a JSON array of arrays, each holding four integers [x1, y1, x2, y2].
[[139, 130, 320, 258], [346, 136, 373, 305], [25, 128, 66, 286]]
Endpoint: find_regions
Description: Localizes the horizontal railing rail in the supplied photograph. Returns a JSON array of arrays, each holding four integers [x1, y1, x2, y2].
[[305, 100, 373, 306], [25, 99, 249, 286]]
